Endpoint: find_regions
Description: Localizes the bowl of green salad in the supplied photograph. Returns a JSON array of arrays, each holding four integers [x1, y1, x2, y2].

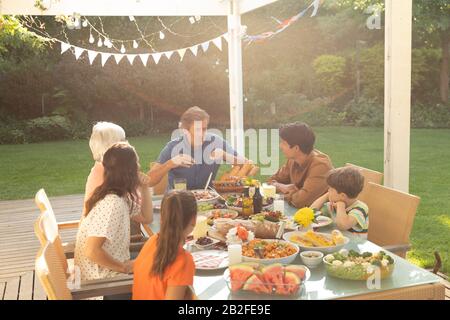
[[323, 249, 395, 281]]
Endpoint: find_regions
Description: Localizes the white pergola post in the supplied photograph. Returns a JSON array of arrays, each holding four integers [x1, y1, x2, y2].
[[227, 0, 245, 156], [384, 0, 412, 193]]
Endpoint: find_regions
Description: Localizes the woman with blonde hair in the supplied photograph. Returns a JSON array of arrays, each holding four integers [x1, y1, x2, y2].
[[84, 122, 127, 215]]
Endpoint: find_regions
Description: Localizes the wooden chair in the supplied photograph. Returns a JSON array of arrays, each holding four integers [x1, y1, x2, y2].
[[34, 189, 153, 257], [149, 162, 168, 196], [35, 241, 132, 300], [365, 182, 421, 258], [345, 163, 383, 203]]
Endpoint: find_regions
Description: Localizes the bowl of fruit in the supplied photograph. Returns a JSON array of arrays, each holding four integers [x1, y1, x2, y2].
[[224, 262, 309, 296]]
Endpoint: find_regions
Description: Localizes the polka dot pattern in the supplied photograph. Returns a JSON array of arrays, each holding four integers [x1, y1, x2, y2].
[[74, 194, 140, 281]]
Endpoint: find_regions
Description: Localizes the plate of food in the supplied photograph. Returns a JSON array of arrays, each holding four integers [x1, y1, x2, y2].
[[283, 229, 349, 254], [311, 216, 333, 228], [250, 211, 287, 239], [223, 262, 310, 296], [201, 209, 239, 226], [191, 189, 220, 203], [323, 249, 395, 280], [197, 202, 227, 212], [191, 250, 229, 270], [242, 239, 299, 265], [188, 236, 220, 250], [224, 194, 274, 212]]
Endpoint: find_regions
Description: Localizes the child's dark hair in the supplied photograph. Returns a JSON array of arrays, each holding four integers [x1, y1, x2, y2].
[[279, 122, 315, 154], [326, 167, 365, 198], [151, 190, 197, 278]]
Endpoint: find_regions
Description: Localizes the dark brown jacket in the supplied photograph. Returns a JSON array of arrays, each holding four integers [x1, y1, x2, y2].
[[269, 149, 333, 208]]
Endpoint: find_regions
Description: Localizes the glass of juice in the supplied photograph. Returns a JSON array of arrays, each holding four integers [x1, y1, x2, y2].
[[174, 178, 187, 190]]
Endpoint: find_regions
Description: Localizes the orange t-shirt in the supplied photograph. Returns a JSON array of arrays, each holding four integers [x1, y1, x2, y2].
[[132, 234, 195, 300]]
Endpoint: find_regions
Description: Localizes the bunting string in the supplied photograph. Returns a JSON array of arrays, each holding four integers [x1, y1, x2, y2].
[[56, 33, 228, 66]]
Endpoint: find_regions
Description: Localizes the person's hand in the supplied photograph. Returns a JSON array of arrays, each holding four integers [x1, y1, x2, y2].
[[122, 260, 134, 274], [277, 183, 297, 194], [169, 154, 194, 169], [335, 201, 346, 212], [285, 184, 298, 194], [138, 172, 152, 187]]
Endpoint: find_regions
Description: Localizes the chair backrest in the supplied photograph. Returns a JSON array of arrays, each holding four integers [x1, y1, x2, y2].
[[149, 162, 168, 195], [34, 195, 69, 274], [345, 163, 383, 203], [35, 188, 54, 214], [35, 242, 73, 300], [365, 182, 420, 249]]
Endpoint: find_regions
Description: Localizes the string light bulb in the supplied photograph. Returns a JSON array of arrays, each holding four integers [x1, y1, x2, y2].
[[120, 43, 126, 54], [97, 37, 103, 47], [159, 31, 165, 40], [89, 32, 94, 44], [82, 19, 88, 28], [133, 40, 139, 49], [104, 38, 112, 48]]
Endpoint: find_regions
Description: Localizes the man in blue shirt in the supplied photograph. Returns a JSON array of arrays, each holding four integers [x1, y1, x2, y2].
[[148, 106, 249, 190]]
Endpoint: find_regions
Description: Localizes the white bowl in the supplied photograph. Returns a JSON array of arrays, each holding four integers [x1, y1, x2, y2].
[[242, 239, 299, 265], [283, 231, 349, 254], [300, 251, 324, 269]]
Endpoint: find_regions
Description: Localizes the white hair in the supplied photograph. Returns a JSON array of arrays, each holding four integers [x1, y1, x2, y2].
[[89, 122, 126, 162]]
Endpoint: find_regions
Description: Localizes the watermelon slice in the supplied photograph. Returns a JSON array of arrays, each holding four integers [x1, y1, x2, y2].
[[283, 272, 301, 295], [285, 265, 307, 281], [262, 263, 284, 293], [229, 264, 254, 291], [243, 275, 271, 294]]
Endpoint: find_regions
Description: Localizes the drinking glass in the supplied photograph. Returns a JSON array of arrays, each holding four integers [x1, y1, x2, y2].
[[273, 194, 285, 213], [174, 178, 187, 191]]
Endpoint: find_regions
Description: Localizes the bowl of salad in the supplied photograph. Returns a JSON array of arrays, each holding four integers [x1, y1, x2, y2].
[[323, 249, 395, 280]]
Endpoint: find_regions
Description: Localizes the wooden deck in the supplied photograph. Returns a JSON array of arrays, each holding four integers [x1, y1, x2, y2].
[[0, 194, 83, 300], [0, 193, 448, 300]]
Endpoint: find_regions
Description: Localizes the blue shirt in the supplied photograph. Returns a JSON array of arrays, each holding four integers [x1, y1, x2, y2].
[[157, 132, 238, 190]]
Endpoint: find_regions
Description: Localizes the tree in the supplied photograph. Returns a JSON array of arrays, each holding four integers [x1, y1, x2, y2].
[[337, 0, 450, 103]]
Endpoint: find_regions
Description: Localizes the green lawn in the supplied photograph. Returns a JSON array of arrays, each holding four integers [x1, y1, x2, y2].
[[0, 127, 448, 274]]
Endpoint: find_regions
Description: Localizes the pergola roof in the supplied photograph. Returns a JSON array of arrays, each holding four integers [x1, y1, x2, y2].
[[0, 0, 280, 16]]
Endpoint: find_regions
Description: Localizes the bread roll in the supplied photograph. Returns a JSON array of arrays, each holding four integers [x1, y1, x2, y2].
[[248, 166, 259, 177], [237, 164, 253, 177], [229, 165, 241, 176]]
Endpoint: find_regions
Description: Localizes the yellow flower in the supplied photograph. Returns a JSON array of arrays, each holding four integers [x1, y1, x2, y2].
[[293, 207, 315, 227]]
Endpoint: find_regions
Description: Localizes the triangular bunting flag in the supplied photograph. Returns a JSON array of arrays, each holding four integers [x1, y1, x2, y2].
[[178, 48, 187, 61], [114, 54, 124, 64], [61, 42, 71, 54], [222, 33, 230, 43], [74, 47, 84, 60], [212, 37, 222, 51], [201, 41, 210, 53], [152, 53, 162, 64], [87, 50, 98, 65], [126, 54, 137, 65], [100, 52, 112, 67], [190, 45, 198, 57], [139, 54, 150, 66], [164, 51, 174, 60]]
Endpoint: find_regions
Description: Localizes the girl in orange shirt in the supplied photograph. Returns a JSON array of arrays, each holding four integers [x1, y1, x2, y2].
[[132, 190, 197, 300]]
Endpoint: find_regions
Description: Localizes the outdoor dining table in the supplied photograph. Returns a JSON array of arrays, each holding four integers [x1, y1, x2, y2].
[[148, 195, 445, 300]]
